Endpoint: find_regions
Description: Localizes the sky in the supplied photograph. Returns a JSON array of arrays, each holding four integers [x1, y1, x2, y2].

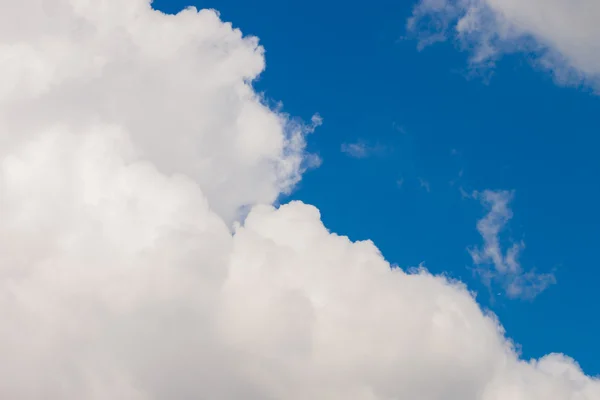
[[0, 0, 599, 398], [151, 0, 600, 374]]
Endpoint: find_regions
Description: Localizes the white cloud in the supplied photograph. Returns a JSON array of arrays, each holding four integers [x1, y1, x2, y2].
[[341, 141, 386, 158], [408, 0, 600, 90], [341, 142, 369, 158], [0, 0, 319, 226], [469, 190, 556, 299], [0, 1, 597, 399]]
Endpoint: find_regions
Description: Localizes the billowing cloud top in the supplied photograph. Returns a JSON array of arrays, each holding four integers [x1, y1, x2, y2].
[[0, 0, 598, 399], [0, 0, 319, 225]]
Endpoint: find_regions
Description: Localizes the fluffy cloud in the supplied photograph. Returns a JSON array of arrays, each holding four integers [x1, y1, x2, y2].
[[469, 190, 555, 299], [0, 0, 598, 399], [407, 0, 600, 90], [0, 0, 320, 225]]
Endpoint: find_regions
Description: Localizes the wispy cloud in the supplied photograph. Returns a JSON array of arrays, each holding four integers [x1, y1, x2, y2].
[[341, 142, 369, 158], [459, 186, 471, 199], [418, 177, 431, 192], [341, 141, 386, 159], [392, 121, 407, 134], [407, 0, 600, 92], [449, 168, 464, 186], [469, 190, 555, 299]]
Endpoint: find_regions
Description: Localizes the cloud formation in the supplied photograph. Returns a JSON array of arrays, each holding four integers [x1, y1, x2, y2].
[[0, 0, 319, 226], [419, 177, 432, 192], [469, 190, 556, 299], [0, 1, 597, 399], [341, 141, 386, 158], [408, 0, 600, 90]]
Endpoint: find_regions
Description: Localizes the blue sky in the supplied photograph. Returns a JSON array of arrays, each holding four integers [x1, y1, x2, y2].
[[154, 0, 600, 375]]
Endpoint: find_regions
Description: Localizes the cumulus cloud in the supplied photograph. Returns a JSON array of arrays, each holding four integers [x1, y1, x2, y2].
[[469, 190, 556, 299], [407, 0, 600, 90], [0, 1, 597, 399], [0, 0, 320, 226]]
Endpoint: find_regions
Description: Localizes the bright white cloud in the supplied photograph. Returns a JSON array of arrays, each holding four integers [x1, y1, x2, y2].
[[408, 0, 600, 90], [0, 0, 320, 226], [469, 190, 555, 299], [0, 1, 598, 399]]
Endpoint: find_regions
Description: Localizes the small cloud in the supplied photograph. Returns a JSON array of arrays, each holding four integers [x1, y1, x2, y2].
[[392, 122, 407, 134], [450, 169, 464, 186], [418, 177, 431, 192], [459, 186, 471, 199], [341, 141, 386, 159], [396, 178, 404, 188], [469, 190, 555, 299], [310, 113, 323, 127], [341, 142, 369, 158]]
